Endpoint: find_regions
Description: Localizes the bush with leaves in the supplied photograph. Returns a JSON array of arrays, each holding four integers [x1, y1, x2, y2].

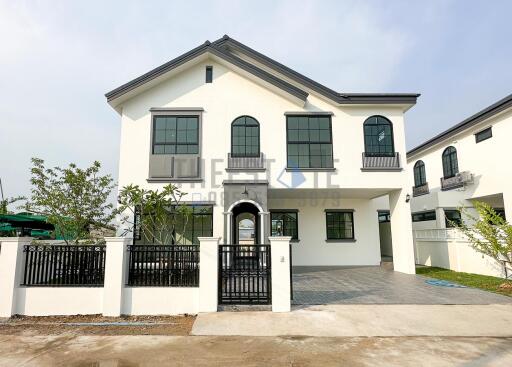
[[454, 201, 512, 275], [24, 158, 117, 244], [117, 184, 192, 245]]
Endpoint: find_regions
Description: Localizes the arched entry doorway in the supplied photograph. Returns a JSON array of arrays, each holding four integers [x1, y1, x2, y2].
[[231, 201, 260, 244]]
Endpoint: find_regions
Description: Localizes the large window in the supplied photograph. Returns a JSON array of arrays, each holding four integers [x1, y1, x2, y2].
[[287, 115, 333, 169], [326, 210, 354, 240], [444, 209, 461, 228], [231, 116, 260, 157], [153, 115, 199, 154], [135, 205, 213, 245], [413, 160, 427, 187], [442, 146, 459, 178], [270, 211, 298, 240], [412, 210, 436, 222], [363, 115, 395, 157]]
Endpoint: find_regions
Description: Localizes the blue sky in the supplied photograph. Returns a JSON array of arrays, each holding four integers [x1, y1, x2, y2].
[[0, 0, 511, 199]]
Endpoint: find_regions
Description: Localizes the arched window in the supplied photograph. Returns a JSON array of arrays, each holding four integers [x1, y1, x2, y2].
[[363, 116, 395, 156], [413, 160, 426, 187], [442, 146, 459, 178], [231, 116, 260, 157]]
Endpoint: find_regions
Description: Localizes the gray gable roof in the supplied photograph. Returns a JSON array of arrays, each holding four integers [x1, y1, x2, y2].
[[407, 93, 512, 158], [105, 35, 419, 106]]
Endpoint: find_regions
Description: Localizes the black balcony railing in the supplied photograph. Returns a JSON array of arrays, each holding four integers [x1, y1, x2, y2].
[[127, 245, 199, 287], [22, 245, 106, 287], [412, 183, 429, 197], [227, 153, 265, 170], [361, 152, 401, 170]]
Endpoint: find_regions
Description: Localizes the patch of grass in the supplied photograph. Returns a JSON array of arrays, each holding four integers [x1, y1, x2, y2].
[[416, 266, 512, 297]]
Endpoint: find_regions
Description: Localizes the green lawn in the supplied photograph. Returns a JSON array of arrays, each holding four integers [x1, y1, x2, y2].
[[416, 266, 512, 297]]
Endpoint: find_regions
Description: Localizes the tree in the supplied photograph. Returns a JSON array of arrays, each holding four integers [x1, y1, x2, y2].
[[0, 196, 25, 215], [454, 201, 512, 276], [24, 158, 117, 243], [117, 184, 191, 245]]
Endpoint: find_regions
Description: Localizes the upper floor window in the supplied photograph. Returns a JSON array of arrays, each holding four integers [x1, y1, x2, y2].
[[287, 115, 333, 169], [413, 160, 426, 187], [442, 146, 458, 178], [231, 116, 260, 157], [153, 115, 199, 154], [475, 127, 492, 143], [363, 116, 395, 157]]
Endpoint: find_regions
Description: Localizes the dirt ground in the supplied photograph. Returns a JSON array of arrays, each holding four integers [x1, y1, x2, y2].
[[0, 314, 195, 336]]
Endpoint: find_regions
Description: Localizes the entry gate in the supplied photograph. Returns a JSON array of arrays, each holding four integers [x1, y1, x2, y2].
[[218, 244, 271, 305]]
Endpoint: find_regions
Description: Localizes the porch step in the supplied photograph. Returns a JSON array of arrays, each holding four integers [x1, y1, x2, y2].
[[218, 305, 272, 312], [380, 260, 394, 270]]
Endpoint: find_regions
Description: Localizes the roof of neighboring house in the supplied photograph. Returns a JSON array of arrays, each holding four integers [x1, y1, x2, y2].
[[407, 93, 512, 158], [105, 35, 419, 107]]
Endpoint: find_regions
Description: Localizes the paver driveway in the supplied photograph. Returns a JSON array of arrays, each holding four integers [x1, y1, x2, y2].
[[292, 266, 512, 305]]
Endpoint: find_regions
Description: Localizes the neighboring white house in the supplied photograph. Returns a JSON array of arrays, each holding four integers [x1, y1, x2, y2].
[[407, 93, 512, 277], [106, 35, 419, 274]]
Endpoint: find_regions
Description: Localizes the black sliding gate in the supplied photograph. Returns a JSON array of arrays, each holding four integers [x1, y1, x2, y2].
[[218, 244, 271, 305]]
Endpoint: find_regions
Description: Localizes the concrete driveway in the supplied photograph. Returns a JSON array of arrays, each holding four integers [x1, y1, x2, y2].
[[292, 266, 512, 305]]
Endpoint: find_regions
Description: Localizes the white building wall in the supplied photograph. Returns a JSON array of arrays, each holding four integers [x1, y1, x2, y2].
[[269, 198, 381, 266]]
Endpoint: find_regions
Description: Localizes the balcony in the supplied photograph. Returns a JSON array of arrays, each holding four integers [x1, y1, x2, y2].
[[226, 153, 265, 171], [361, 152, 401, 171], [412, 183, 429, 197], [440, 171, 473, 191]]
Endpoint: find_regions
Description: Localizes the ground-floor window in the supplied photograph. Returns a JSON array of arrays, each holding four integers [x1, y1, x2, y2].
[[325, 210, 354, 240], [378, 210, 390, 223], [412, 210, 436, 222], [135, 205, 213, 245], [444, 209, 461, 228], [270, 210, 298, 240]]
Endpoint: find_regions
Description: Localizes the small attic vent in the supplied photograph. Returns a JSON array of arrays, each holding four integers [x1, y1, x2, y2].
[[205, 66, 213, 83]]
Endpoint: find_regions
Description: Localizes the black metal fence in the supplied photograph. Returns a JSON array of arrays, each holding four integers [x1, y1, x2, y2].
[[218, 244, 271, 305], [22, 245, 106, 286], [127, 245, 199, 287]]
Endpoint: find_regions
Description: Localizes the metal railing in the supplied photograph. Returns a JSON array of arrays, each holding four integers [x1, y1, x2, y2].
[[414, 228, 464, 241], [218, 244, 271, 305], [22, 245, 106, 287], [412, 183, 429, 197], [127, 245, 199, 287], [227, 153, 265, 170], [441, 176, 464, 191], [361, 152, 401, 169]]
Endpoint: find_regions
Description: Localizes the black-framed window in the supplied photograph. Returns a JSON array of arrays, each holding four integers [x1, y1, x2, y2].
[[270, 211, 298, 240], [153, 115, 199, 154], [475, 127, 492, 143], [444, 209, 461, 228], [205, 66, 213, 83], [412, 210, 436, 222], [286, 115, 333, 168], [363, 115, 395, 157], [442, 146, 459, 178], [134, 205, 213, 245], [326, 211, 354, 240], [378, 210, 390, 223], [413, 160, 427, 187], [231, 116, 260, 157]]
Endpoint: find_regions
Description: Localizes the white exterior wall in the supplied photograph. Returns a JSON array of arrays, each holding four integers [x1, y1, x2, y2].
[[269, 198, 381, 266], [122, 288, 199, 315]]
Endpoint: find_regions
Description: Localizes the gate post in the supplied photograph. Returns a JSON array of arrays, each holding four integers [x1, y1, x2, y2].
[[103, 237, 130, 317], [269, 236, 291, 312], [0, 237, 31, 317], [198, 237, 220, 312]]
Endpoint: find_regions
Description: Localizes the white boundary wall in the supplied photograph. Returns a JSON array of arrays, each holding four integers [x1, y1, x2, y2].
[[414, 229, 505, 278], [0, 236, 291, 316]]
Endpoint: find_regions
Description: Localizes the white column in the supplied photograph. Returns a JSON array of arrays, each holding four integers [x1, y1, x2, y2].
[[389, 189, 416, 274], [103, 237, 130, 317], [436, 207, 446, 229], [198, 237, 220, 312], [223, 212, 232, 244], [269, 236, 291, 312], [0, 237, 32, 317], [258, 212, 269, 244]]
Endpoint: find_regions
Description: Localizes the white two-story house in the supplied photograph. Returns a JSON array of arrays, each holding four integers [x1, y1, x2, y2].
[[407, 93, 512, 276], [106, 35, 419, 274]]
